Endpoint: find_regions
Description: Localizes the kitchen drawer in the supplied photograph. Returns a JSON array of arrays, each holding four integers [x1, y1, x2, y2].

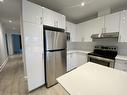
[[115, 60, 127, 72]]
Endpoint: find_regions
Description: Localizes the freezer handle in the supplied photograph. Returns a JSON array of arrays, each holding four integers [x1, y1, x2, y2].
[[47, 49, 66, 52]]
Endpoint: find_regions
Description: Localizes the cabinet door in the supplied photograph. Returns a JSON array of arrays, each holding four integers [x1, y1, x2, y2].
[[77, 18, 100, 42], [53, 12, 66, 29], [71, 53, 77, 69], [75, 53, 87, 67], [76, 22, 87, 42], [43, 8, 54, 27], [119, 10, 127, 42], [22, 0, 42, 24], [105, 12, 120, 33], [97, 16, 105, 33], [67, 53, 77, 72], [67, 54, 71, 72], [66, 21, 76, 42], [60, 15, 66, 29], [53, 12, 60, 28], [115, 59, 127, 72], [23, 22, 45, 91]]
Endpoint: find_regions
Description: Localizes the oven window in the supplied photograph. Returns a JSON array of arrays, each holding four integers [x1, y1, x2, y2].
[[89, 57, 110, 67]]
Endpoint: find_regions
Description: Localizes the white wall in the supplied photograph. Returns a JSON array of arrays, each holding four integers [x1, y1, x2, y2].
[[0, 22, 8, 66]]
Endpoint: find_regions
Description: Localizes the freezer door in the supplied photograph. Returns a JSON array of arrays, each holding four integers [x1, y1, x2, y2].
[[45, 30, 67, 50], [46, 50, 66, 87]]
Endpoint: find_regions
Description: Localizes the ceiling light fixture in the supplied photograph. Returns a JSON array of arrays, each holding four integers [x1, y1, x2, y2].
[[81, 2, 85, 6], [0, 0, 4, 2], [9, 20, 12, 23]]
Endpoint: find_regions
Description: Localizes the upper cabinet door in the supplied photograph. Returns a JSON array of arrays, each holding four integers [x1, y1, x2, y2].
[[43, 7, 66, 29], [97, 16, 105, 33], [59, 15, 66, 29], [105, 12, 120, 33], [119, 10, 127, 42], [43, 8, 54, 27], [22, 0, 42, 25]]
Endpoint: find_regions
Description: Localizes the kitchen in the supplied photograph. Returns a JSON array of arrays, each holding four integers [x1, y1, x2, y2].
[[1, 0, 127, 95]]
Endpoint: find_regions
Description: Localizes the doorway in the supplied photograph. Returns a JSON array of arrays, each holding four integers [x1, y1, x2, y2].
[[12, 34, 22, 54]]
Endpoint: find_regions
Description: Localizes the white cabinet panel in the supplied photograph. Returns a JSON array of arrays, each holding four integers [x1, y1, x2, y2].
[[97, 16, 105, 33], [67, 52, 87, 72], [60, 15, 66, 29], [43, 7, 66, 29], [22, 0, 42, 24], [115, 59, 127, 72], [43, 8, 54, 27], [119, 10, 127, 42], [105, 12, 120, 33], [75, 53, 87, 67], [67, 53, 77, 72], [66, 21, 77, 42], [23, 22, 45, 91], [77, 18, 99, 42]]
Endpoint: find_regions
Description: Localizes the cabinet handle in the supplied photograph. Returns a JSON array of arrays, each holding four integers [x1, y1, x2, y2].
[[57, 21, 58, 27], [40, 17, 43, 25], [54, 21, 56, 27]]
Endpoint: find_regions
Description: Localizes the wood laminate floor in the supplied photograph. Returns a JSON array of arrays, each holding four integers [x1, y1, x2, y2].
[[0, 55, 69, 95]]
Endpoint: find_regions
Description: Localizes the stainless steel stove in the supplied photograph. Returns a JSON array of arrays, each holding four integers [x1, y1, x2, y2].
[[88, 46, 118, 68]]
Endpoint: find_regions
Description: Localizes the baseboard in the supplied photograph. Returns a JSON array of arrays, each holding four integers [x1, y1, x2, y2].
[[0, 57, 8, 72]]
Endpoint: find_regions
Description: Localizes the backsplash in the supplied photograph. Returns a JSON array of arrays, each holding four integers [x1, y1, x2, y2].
[[67, 42, 127, 56]]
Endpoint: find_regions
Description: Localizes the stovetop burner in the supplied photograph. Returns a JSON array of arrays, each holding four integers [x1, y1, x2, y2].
[[88, 46, 118, 60]]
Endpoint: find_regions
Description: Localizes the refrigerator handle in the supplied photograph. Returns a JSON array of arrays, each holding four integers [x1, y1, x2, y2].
[[47, 49, 66, 52]]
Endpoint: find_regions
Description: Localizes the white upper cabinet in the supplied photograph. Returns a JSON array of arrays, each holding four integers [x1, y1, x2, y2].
[[43, 7, 54, 27], [22, 0, 42, 25], [97, 16, 105, 34], [105, 12, 120, 33], [119, 10, 127, 42], [43, 7, 66, 29], [77, 18, 100, 42], [53, 11, 66, 29], [66, 21, 77, 42]]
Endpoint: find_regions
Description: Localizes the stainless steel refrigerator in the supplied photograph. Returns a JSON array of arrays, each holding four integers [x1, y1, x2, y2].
[[44, 27, 67, 87]]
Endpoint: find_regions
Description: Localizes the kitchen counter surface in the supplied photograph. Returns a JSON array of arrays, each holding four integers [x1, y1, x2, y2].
[[67, 50, 91, 54], [116, 55, 127, 61], [57, 62, 127, 95]]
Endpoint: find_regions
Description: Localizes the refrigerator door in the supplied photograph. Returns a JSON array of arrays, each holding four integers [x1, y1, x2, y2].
[[45, 30, 67, 50], [55, 50, 66, 79], [46, 51, 56, 87], [46, 50, 66, 87]]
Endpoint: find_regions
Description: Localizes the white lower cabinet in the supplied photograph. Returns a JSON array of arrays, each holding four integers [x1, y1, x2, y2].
[[67, 53, 77, 71], [75, 53, 87, 67], [67, 52, 88, 72], [115, 59, 127, 72]]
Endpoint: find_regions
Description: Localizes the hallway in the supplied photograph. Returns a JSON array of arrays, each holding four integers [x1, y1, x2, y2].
[[0, 55, 69, 95]]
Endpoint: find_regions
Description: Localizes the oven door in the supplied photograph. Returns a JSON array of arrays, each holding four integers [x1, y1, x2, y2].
[[88, 55, 115, 68]]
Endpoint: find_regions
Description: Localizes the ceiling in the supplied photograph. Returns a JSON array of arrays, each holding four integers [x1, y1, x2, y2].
[[0, 0, 20, 33], [29, 0, 127, 23], [0, 0, 127, 33]]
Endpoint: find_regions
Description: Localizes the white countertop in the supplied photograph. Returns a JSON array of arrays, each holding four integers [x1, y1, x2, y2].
[[67, 50, 91, 54], [57, 62, 127, 95], [116, 55, 127, 61]]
